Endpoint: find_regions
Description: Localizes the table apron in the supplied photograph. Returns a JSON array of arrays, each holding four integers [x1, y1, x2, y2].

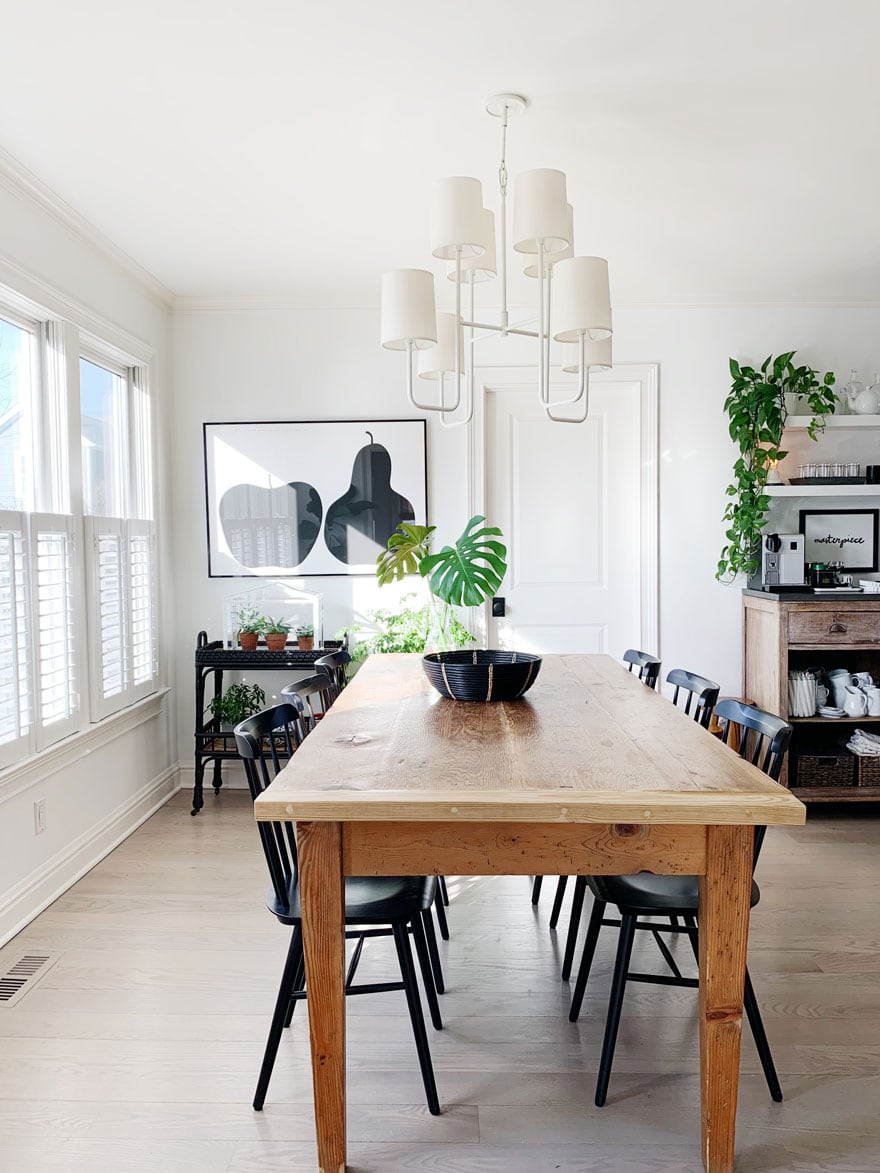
[[340, 821, 709, 876]]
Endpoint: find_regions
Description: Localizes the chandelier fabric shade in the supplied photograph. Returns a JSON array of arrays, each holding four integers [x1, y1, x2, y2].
[[430, 177, 487, 259], [562, 335, 613, 373], [380, 94, 613, 425], [552, 256, 612, 343], [418, 312, 461, 380], [512, 169, 570, 255], [446, 208, 497, 282], [380, 269, 437, 350]]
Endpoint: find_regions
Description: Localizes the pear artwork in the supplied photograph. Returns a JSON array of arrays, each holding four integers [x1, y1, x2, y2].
[[324, 432, 415, 565], [219, 480, 323, 569]]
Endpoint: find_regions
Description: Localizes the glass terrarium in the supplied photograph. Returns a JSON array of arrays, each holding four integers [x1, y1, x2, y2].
[[222, 583, 323, 648]]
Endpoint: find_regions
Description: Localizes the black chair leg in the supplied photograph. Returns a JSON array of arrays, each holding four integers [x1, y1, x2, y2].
[[392, 923, 440, 1115], [438, 875, 450, 906], [420, 907, 445, 995], [561, 875, 587, 980], [411, 916, 443, 1030], [744, 970, 783, 1102], [254, 926, 303, 1110], [682, 917, 782, 1103], [595, 912, 637, 1107], [549, 876, 568, 929], [569, 897, 606, 1021], [433, 887, 450, 941], [282, 950, 306, 1028], [531, 875, 543, 903]]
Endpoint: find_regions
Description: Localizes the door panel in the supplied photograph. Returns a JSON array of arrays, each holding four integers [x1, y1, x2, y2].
[[487, 376, 641, 656]]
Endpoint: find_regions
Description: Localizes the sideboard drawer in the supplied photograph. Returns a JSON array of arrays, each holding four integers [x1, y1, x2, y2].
[[789, 609, 880, 645]]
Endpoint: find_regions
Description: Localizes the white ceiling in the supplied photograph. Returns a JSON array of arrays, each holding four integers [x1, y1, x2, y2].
[[1, 0, 879, 306]]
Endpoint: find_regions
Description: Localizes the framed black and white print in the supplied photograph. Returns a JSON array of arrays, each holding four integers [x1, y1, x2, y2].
[[203, 419, 427, 577], [799, 508, 879, 573]]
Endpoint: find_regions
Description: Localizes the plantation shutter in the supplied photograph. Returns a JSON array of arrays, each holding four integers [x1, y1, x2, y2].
[[0, 512, 31, 768], [85, 517, 158, 718], [30, 513, 80, 749], [127, 520, 158, 700]]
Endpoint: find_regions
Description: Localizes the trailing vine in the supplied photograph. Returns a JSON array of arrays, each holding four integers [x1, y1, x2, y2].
[[717, 352, 836, 581]]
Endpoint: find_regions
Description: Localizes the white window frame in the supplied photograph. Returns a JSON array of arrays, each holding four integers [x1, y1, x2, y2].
[[0, 510, 31, 769]]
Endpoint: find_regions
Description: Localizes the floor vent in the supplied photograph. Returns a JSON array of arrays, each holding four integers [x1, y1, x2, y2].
[[0, 951, 61, 1007]]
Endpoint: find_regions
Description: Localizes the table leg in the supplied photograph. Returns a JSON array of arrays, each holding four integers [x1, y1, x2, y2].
[[296, 820, 346, 1173], [698, 824, 753, 1173]]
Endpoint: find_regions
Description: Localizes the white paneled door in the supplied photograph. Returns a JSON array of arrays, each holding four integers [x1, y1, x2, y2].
[[480, 367, 658, 657]]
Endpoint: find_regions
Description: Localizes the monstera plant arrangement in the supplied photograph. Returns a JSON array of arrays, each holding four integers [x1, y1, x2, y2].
[[376, 516, 541, 702], [717, 352, 836, 581]]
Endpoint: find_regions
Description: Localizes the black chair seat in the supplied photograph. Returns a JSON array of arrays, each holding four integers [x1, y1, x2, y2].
[[269, 875, 438, 925], [588, 873, 760, 915]]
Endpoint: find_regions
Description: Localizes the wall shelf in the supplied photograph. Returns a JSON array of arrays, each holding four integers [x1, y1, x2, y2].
[[766, 483, 880, 497], [785, 415, 880, 430]]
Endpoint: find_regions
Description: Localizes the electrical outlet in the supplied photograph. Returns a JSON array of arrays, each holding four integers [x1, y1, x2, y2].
[[34, 799, 47, 836]]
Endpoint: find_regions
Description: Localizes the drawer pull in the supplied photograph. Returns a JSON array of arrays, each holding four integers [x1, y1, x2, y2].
[[829, 621, 848, 633]]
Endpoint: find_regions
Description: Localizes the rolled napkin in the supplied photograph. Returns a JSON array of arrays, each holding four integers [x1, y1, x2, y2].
[[846, 728, 880, 756]]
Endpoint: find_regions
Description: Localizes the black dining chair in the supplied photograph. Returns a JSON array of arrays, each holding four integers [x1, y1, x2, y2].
[[567, 700, 792, 1108], [622, 648, 662, 689], [314, 650, 351, 699], [281, 670, 336, 727], [235, 701, 443, 1115], [666, 668, 720, 727], [283, 667, 449, 989]]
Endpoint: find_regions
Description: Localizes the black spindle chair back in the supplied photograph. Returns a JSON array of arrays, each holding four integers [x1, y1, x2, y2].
[[314, 650, 351, 699], [235, 701, 308, 915], [622, 648, 662, 689], [281, 670, 335, 728], [666, 668, 721, 728]]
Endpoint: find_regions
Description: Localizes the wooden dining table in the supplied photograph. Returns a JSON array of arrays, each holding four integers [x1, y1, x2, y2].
[[253, 652, 806, 1173]]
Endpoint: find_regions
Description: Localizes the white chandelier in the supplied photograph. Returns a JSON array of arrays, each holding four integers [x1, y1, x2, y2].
[[380, 93, 612, 426]]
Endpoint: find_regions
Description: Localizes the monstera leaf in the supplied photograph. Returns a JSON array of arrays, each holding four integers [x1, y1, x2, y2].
[[376, 523, 437, 586], [419, 515, 507, 608]]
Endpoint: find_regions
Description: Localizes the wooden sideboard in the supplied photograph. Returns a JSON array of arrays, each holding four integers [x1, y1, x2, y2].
[[742, 590, 880, 799]]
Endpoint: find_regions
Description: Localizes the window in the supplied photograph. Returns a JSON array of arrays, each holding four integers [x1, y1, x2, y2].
[[83, 358, 158, 720], [0, 291, 159, 771], [0, 315, 37, 513]]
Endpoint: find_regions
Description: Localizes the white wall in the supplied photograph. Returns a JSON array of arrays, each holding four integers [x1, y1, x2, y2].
[[170, 303, 880, 767], [0, 176, 175, 944]]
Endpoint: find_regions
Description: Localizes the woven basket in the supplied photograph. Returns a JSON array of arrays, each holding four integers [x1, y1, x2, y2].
[[793, 751, 854, 789], [854, 755, 880, 788], [422, 650, 542, 702]]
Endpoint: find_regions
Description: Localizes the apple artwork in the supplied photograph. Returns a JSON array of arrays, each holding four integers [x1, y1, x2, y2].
[[324, 432, 415, 565], [218, 480, 323, 569]]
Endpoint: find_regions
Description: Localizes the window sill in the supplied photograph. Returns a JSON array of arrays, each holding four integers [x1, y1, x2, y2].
[[0, 687, 171, 805]]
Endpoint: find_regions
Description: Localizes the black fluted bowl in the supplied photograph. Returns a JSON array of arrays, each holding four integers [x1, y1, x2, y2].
[[422, 649, 542, 702]]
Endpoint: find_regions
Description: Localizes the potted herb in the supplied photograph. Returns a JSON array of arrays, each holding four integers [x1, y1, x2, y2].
[[717, 352, 837, 581], [296, 623, 315, 652], [236, 606, 264, 652], [209, 681, 266, 728], [262, 615, 291, 651]]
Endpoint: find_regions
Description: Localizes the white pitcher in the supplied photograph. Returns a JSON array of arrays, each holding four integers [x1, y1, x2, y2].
[[843, 685, 869, 717]]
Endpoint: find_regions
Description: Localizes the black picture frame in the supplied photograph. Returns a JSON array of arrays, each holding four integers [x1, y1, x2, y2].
[[798, 508, 880, 573], [203, 418, 428, 577]]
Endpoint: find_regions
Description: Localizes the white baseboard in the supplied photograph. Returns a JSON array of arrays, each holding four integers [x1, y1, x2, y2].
[[0, 765, 180, 947]]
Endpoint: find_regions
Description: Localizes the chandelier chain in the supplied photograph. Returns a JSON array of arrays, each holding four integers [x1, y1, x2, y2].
[[498, 106, 509, 200]]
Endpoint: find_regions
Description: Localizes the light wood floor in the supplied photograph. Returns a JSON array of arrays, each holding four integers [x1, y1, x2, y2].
[[1, 791, 879, 1172]]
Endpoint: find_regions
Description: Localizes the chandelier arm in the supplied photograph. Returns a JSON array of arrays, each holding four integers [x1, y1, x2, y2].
[[545, 331, 588, 408], [439, 280, 475, 429], [454, 248, 463, 386], [461, 320, 540, 339], [405, 340, 455, 413], [537, 241, 548, 405], [543, 361, 590, 423]]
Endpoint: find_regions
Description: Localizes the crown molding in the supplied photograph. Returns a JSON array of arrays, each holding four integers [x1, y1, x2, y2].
[[0, 144, 174, 310], [172, 294, 379, 313]]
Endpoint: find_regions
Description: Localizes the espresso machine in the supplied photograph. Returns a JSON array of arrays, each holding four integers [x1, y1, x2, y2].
[[761, 533, 805, 589]]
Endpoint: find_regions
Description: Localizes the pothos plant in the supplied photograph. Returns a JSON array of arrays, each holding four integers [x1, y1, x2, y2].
[[717, 352, 836, 581], [376, 515, 508, 651]]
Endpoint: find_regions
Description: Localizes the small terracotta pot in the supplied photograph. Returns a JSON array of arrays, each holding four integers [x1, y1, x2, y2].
[[297, 636, 314, 652], [265, 633, 289, 651], [239, 632, 259, 651]]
